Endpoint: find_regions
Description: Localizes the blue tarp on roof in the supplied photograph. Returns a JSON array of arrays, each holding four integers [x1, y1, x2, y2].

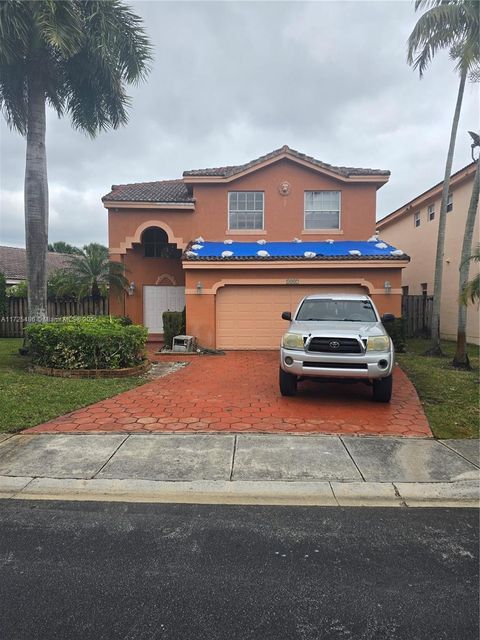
[[186, 239, 404, 259]]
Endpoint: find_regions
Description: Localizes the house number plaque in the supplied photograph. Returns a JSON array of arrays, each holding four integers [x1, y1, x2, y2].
[[286, 278, 299, 285]]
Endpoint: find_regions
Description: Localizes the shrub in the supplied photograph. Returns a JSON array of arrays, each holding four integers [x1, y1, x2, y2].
[[0, 272, 6, 316], [384, 317, 407, 353], [6, 280, 27, 298], [162, 309, 186, 348], [25, 316, 148, 369]]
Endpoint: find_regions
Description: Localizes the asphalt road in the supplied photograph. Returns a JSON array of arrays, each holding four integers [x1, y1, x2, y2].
[[0, 500, 478, 640]]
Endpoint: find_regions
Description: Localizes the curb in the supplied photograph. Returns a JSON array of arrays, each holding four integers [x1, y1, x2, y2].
[[0, 476, 478, 508]]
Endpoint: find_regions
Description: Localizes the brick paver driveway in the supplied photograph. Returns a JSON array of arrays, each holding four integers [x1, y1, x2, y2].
[[27, 352, 431, 437]]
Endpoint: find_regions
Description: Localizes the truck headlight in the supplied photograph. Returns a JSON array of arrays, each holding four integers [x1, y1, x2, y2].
[[366, 336, 391, 352], [282, 333, 304, 350]]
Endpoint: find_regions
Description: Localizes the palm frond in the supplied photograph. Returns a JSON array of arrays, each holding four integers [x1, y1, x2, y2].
[[408, 1, 480, 76], [33, 0, 84, 57], [461, 273, 480, 305], [0, 58, 27, 132], [0, 0, 31, 64]]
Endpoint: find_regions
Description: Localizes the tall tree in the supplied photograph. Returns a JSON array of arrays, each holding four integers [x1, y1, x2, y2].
[[453, 134, 479, 369], [48, 241, 81, 255], [61, 243, 129, 314], [0, 0, 151, 322], [407, 0, 480, 355]]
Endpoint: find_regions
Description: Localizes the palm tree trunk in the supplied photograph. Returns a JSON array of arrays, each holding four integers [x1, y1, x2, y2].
[[24, 71, 48, 323], [427, 66, 467, 355], [452, 159, 480, 369]]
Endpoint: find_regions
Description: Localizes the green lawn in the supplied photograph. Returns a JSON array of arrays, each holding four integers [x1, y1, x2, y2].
[[0, 338, 144, 433], [396, 338, 479, 439]]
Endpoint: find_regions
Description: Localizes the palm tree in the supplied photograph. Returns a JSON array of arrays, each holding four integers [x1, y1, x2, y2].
[[453, 146, 479, 369], [48, 241, 81, 255], [0, 1, 151, 322], [407, 0, 480, 355], [62, 243, 129, 314]]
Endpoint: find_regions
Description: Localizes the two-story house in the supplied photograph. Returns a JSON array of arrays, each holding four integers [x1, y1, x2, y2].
[[377, 162, 479, 345], [104, 146, 408, 349]]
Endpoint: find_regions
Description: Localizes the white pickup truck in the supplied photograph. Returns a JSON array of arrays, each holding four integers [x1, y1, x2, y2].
[[279, 294, 395, 402]]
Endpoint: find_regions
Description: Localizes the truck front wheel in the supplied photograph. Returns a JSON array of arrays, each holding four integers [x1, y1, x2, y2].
[[372, 374, 393, 403], [279, 367, 298, 396]]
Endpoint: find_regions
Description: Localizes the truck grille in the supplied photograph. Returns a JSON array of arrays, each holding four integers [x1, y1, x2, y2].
[[307, 337, 362, 354], [303, 362, 368, 370]]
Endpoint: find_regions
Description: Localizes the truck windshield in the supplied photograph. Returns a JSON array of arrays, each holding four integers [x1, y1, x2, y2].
[[296, 299, 378, 322]]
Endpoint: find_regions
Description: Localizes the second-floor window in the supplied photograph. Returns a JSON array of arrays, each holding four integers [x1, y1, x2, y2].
[[447, 192, 453, 212], [228, 191, 264, 230], [414, 211, 421, 227], [304, 191, 340, 229], [428, 204, 435, 221]]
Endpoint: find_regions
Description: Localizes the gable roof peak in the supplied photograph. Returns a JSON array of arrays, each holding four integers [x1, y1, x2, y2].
[[183, 146, 390, 180]]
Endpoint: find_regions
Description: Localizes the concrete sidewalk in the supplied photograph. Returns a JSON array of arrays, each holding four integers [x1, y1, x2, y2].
[[0, 433, 478, 507]]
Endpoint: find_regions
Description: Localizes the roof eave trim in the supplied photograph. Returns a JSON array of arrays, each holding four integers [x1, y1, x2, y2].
[[103, 201, 195, 210], [182, 258, 410, 269]]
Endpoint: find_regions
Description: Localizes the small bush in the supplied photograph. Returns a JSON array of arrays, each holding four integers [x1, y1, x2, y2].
[[162, 309, 186, 348], [25, 316, 148, 370], [385, 317, 407, 353], [0, 272, 6, 316]]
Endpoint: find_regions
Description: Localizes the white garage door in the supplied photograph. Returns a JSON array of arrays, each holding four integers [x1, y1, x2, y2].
[[216, 284, 367, 350], [143, 286, 185, 333]]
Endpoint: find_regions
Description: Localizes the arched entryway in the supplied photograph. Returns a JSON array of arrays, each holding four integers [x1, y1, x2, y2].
[[124, 225, 185, 334]]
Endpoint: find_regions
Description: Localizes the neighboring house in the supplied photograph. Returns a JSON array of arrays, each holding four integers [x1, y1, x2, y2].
[[377, 162, 479, 345], [0, 246, 71, 286], [104, 145, 408, 349]]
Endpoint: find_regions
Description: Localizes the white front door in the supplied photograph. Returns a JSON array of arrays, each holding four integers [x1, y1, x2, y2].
[[143, 286, 185, 333]]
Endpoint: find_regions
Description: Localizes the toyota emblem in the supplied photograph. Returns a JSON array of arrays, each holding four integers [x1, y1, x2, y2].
[[329, 340, 340, 350]]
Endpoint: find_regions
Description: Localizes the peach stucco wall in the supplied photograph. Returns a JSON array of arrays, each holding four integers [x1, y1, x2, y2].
[[108, 158, 380, 251], [378, 173, 479, 344]]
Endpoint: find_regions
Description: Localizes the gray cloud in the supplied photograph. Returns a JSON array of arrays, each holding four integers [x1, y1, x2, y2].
[[1, 0, 477, 248]]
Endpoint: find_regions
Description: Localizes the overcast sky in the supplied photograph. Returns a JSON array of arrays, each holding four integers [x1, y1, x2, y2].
[[1, 0, 478, 248]]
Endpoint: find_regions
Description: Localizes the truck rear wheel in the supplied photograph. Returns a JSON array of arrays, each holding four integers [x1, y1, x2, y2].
[[279, 367, 297, 396], [372, 374, 392, 403]]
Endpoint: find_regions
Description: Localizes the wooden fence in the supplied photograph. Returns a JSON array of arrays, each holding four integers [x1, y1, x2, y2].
[[402, 294, 433, 338], [0, 297, 109, 338]]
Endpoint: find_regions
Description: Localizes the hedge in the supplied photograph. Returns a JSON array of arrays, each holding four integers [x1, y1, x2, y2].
[[25, 316, 148, 370], [384, 317, 407, 353], [162, 309, 186, 348]]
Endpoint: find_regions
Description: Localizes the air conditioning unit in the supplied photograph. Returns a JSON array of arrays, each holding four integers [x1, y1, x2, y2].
[[172, 335, 196, 352]]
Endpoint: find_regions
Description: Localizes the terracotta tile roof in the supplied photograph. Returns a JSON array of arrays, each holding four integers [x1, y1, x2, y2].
[[102, 179, 193, 203], [183, 145, 390, 179], [102, 147, 388, 205], [0, 246, 72, 281]]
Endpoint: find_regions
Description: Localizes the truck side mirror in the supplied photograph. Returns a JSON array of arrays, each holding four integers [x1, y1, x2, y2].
[[382, 313, 395, 323], [281, 311, 292, 321]]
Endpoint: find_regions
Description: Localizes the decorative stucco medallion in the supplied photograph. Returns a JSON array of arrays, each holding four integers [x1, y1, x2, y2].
[[278, 181, 291, 196]]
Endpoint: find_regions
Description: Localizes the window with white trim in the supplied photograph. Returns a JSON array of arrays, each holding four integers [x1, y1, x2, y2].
[[304, 191, 340, 229], [428, 204, 435, 221], [414, 211, 421, 227], [228, 192, 264, 230], [447, 192, 453, 212]]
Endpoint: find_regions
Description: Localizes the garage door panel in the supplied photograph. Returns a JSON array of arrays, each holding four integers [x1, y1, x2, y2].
[[216, 285, 366, 350]]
